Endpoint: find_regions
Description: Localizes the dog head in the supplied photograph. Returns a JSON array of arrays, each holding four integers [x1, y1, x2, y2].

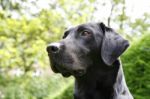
[[46, 22, 129, 77]]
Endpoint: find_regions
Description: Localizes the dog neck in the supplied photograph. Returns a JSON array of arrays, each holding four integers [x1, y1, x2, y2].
[[74, 60, 120, 99]]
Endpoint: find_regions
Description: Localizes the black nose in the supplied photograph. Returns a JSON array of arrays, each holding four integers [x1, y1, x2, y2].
[[47, 43, 62, 53]]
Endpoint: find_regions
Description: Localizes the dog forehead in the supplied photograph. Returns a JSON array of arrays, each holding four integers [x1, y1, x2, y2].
[[67, 23, 97, 31], [77, 23, 98, 29]]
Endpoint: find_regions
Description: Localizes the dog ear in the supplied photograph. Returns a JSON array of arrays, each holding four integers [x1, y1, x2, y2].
[[99, 23, 129, 66]]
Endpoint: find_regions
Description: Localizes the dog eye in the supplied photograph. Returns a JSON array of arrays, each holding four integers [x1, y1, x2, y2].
[[80, 31, 92, 37]]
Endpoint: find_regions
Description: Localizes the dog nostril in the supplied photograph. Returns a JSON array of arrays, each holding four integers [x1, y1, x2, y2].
[[50, 46, 59, 53], [47, 45, 59, 53]]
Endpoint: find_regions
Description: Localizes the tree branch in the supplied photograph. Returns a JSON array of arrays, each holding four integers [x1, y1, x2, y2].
[[108, 3, 115, 27]]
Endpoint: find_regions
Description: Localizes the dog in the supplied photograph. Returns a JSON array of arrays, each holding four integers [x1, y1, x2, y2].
[[46, 22, 133, 99]]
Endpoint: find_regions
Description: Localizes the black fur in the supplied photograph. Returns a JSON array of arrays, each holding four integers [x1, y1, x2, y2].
[[47, 22, 133, 99]]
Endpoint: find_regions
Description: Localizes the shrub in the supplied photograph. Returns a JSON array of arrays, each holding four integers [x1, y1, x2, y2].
[[122, 33, 150, 99]]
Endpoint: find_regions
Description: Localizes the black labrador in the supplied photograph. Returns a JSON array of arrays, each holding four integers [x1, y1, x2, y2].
[[46, 22, 133, 99]]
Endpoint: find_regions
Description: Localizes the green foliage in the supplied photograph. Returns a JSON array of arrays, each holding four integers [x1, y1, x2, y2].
[[122, 33, 150, 99], [53, 83, 74, 99], [0, 17, 48, 73], [0, 74, 72, 99]]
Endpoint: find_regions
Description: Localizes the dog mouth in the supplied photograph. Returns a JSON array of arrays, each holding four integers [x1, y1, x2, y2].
[[50, 60, 71, 77], [48, 53, 86, 77], [49, 59, 86, 77], [51, 63, 86, 77]]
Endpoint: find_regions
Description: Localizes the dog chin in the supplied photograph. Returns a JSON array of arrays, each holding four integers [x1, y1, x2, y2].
[[50, 63, 86, 77], [50, 64, 71, 77], [51, 65, 60, 73]]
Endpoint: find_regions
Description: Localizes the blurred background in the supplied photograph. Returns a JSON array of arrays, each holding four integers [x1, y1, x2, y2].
[[0, 0, 150, 99]]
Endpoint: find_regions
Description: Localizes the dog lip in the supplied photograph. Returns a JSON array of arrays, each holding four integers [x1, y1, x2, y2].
[[62, 72, 71, 77]]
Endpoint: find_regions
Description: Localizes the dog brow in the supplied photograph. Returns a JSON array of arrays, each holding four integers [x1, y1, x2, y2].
[[77, 25, 89, 32]]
